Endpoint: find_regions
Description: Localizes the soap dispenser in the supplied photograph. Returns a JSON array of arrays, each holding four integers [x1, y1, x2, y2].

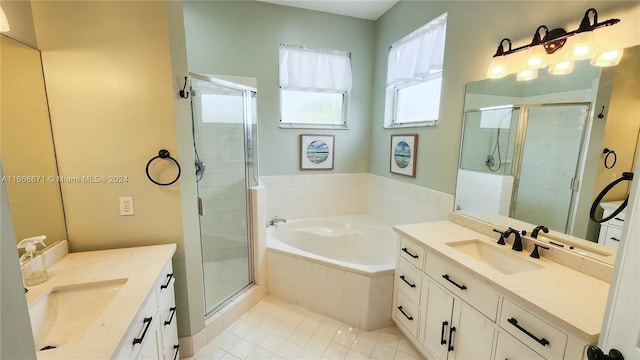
[[17, 235, 48, 286]]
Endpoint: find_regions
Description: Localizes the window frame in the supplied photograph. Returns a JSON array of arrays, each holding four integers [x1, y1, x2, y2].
[[389, 71, 443, 128]]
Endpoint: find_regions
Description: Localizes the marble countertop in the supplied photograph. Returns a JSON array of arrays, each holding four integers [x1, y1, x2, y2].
[[26, 244, 176, 359], [394, 221, 609, 343]]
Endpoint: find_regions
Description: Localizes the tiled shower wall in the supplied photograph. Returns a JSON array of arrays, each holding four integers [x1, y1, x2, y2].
[[261, 174, 454, 225]]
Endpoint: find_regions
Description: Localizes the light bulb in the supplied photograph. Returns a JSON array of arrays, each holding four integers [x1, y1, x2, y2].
[[525, 45, 547, 69], [517, 69, 538, 81], [0, 5, 10, 32], [591, 49, 624, 67], [568, 32, 595, 61], [487, 56, 508, 79], [548, 61, 575, 75]]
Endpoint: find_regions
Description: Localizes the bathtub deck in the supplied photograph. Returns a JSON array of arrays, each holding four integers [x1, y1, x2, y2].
[[186, 295, 424, 360]]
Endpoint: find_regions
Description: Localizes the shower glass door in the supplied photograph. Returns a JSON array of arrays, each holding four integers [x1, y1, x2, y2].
[[513, 104, 590, 233], [190, 75, 256, 315]]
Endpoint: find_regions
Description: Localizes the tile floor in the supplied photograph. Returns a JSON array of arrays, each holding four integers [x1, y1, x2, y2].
[[186, 295, 425, 360]]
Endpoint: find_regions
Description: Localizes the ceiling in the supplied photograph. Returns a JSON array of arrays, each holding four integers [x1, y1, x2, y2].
[[256, 0, 399, 20]]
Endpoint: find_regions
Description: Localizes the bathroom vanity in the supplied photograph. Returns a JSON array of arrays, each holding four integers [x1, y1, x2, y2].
[[392, 218, 610, 360], [597, 201, 626, 249], [25, 244, 178, 359]]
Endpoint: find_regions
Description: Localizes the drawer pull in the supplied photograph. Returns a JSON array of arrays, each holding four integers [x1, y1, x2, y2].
[[507, 317, 549, 347], [442, 274, 467, 291], [397, 306, 414, 321], [172, 344, 180, 360], [164, 306, 177, 326], [610, 237, 620, 242], [447, 326, 456, 352], [161, 273, 174, 289], [401, 247, 419, 259], [440, 321, 448, 345], [614, 217, 624, 222], [132, 317, 153, 345], [399, 275, 416, 288]]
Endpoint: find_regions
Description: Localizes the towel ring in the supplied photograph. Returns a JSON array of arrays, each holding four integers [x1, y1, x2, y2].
[[603, 148, 617, 169], [146, 149, 181, 186]]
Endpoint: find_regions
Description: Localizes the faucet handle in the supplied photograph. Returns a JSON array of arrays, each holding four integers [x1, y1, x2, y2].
[[492, 228, 506, 245], [530, 244, 550, 259]]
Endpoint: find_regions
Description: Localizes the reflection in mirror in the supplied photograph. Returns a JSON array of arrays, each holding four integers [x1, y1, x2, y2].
[[0, 35, 67, 246], [456, 45, 640, 265]]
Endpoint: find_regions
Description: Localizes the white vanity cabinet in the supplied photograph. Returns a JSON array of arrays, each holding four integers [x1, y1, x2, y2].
[[392, 234, 592, 360], [114, 259, 179, 360], [598, 201, 625, 249], [420, 277, 495, 359]]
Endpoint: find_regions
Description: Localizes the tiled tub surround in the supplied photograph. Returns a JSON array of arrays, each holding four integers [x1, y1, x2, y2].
[[267, 215, 397, 330], [261, 174, 454, 226]]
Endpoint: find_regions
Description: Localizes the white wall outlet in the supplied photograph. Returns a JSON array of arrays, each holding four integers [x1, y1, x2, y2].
[[119, 196, 134, 216]]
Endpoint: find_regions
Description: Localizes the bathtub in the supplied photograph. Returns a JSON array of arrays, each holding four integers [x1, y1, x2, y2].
[[266, 214, 397, 330]]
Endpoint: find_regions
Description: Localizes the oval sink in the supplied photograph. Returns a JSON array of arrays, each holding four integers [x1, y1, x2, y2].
[[446, 239, 543, 274], [29, 278, 127, 351]]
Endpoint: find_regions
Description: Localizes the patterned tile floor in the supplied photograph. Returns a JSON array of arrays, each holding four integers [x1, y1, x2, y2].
[[186, 295, 425, 360]]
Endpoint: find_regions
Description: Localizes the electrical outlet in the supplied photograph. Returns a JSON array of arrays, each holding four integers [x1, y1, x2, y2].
[[119, 196, 134, 216]]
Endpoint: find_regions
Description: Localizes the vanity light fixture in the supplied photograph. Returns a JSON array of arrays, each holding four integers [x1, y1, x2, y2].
[[0, 5, 10, 32], [487, 8, 621, 80]]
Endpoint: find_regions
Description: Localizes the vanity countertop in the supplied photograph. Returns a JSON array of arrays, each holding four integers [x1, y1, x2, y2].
[[394, 221, 609, 343], [26, 244, 176, 359]]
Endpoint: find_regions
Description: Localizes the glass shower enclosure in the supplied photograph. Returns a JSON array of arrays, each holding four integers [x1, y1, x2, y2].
[[189, 73, 258, 316]]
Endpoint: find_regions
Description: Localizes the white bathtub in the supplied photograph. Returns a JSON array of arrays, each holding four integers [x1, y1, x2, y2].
[[266, 214, 397, 330]]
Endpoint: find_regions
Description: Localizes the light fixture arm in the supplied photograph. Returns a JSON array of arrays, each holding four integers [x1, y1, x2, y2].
[[489, 8, 620, 58]]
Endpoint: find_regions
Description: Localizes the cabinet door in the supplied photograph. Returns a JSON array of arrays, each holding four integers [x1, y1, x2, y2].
[[449, 301, 495, 360], [494, 331, 544, 360], [137, 318, 162, 360], [421, 279, 454, 359]]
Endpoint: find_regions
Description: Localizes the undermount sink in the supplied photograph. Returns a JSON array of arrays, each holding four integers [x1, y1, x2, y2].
[[29, 278, 127, 351], [446, 239, 543, 274]]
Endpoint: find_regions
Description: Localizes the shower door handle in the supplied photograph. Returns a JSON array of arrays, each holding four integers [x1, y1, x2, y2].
[[198, 197, 204, 216]]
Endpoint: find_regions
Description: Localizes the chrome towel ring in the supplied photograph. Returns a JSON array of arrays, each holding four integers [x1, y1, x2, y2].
[[146, 149, 181, 186]]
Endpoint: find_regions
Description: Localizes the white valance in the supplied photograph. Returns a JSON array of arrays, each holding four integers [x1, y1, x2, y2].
[[279, 45, 353, 92], [386, 13, 447, 86]]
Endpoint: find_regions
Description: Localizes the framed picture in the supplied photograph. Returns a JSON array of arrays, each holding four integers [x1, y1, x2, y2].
[[300, 134, 335, 170], [390, 134, 418, 177]]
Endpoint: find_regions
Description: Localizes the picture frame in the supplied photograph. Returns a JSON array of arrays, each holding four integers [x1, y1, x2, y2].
[[390, 134, 418, 177], [300, 134, 335, 170]]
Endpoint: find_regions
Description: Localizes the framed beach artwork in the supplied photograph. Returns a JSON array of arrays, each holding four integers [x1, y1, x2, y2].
[[300, 134, 335, 170], [390, 134, 417, 177]]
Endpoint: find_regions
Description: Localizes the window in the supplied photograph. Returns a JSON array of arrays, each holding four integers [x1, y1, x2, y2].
[[279, 44, 352, 128], [385, 13, 447, 127]]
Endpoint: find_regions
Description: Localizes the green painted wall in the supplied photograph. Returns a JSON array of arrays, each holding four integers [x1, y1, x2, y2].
[[184, 0, 638, 195], [370, 1, 639, 195], [183, 1, 375, 175]]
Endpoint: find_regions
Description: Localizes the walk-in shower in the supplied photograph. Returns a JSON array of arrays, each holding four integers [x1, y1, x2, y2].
[[189, 73, 258, 316]]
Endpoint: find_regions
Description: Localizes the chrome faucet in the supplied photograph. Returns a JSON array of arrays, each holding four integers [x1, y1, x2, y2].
[[268, 216, 287, 226], [503, 227, 523, 252]]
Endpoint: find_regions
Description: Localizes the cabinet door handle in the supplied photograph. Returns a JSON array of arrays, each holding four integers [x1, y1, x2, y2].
[[507, 317, 550, 347], [447, 326, 456, 352], [161, 273, 174, 289], [164, 306, 177, 326], [440, 321, 448, 345], [442, 274, 467, 291], [397, 306, 414, 321], [172, 344, 180, 360], [401, 247, 419, 259], [132, 317, 153, 345], [399, 275, 416, 288], [610, 237, 620, 242]]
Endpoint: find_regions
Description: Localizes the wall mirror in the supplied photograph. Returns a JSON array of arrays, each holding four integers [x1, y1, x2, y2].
[[455, 44, 640, 266], [1, 35, 67, 246]]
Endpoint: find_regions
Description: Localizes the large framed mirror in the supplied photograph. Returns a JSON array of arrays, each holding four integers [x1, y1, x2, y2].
[[1, 35, 67, 246], [455, 44, 639, 266]]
